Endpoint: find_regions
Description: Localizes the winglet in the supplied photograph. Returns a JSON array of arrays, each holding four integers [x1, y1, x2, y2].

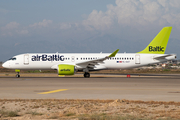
[[109, 49, 119, 57]]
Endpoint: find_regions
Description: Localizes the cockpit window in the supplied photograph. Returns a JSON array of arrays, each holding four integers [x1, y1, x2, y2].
[[8, 57, 16, 60], [12, 58, 16, 60]]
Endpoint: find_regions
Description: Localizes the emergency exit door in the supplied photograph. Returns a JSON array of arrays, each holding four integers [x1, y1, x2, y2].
[[71, 56, 75, 62]]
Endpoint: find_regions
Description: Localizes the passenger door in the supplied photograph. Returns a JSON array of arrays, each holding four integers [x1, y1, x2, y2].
[[24, 54, 29, 65], [135, 54, 140, 64]]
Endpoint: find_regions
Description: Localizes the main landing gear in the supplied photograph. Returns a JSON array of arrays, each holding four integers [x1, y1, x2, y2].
[[84, 72, 90, 78], [15, 69, 20, 78]]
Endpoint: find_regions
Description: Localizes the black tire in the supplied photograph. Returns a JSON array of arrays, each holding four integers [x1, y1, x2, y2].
[[84, 72, 90, 78], [16, 74, 20, 78]]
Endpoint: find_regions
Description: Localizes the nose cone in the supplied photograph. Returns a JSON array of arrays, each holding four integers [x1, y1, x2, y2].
[[2, 62, 9, 68]]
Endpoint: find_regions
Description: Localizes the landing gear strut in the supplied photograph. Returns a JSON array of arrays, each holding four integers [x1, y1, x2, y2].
[[84, 72, 90, 78], [15, 69, 20, 78]]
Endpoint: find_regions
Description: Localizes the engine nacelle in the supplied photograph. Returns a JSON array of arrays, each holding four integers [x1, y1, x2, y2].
[[57, 64, 75, 75]]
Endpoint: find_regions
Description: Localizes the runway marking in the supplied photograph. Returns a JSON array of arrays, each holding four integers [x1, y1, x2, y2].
[[38, 89, 68, 94]]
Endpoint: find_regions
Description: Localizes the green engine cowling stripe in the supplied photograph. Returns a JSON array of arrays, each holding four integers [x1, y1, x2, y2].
[[58, 64, 75, 75]]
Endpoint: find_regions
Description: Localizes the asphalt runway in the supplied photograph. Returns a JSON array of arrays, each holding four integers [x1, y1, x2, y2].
[[0, 74, 180, 102]]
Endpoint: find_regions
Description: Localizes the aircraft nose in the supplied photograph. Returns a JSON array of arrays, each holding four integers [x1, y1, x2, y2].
[[2, 62, 9, 68]]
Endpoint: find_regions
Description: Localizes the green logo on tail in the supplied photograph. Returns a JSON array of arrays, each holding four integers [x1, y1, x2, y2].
[[149, 46, 164, 52]]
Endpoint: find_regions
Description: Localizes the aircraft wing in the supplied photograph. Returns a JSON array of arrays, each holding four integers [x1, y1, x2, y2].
[[76, 49, 119, 69]]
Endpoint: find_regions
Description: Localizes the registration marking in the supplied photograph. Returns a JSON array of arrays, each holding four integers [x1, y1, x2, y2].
[[38, 89, 68, 94]]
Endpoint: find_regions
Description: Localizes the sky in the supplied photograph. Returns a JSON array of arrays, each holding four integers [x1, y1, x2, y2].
[[0, 0, 180, 62]]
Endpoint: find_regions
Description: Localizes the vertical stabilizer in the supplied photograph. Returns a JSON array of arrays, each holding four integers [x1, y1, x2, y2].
[[138, 27, 172, 54]]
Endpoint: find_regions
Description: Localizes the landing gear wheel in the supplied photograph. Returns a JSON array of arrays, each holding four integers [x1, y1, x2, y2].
[[16, 72, 20, 78], [84, 72, 90, 78], [16, 74, 20, 78]]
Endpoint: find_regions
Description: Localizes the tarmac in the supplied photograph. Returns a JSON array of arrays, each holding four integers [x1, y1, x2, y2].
[[0, 73, 180, 102]]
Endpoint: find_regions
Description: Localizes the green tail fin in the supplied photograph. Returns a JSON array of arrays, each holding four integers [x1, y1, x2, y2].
[[138, 27, 172, 54]]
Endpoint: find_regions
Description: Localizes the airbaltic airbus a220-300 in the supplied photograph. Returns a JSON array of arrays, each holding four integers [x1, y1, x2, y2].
[[2, 27, 176, 78]]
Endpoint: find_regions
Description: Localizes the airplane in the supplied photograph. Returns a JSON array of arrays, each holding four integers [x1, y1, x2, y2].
[[2, 26, 176, 78]]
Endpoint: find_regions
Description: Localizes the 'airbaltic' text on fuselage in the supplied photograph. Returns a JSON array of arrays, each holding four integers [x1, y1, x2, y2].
[[31, 54, 64, 61]]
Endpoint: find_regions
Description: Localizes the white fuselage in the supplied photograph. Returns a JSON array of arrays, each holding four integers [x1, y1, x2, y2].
[[2, 53, 176, 70]]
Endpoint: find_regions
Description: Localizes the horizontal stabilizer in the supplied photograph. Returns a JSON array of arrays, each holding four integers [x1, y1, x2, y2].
[[154, 54, 176, 60]]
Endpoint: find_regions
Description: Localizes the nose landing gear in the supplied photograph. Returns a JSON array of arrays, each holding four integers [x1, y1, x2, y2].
[[16, 73, 20, 78], [15, 69, 20, 78]]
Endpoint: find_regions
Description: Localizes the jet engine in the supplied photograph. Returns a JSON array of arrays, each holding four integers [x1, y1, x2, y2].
[[57, 64, 75, 75]]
